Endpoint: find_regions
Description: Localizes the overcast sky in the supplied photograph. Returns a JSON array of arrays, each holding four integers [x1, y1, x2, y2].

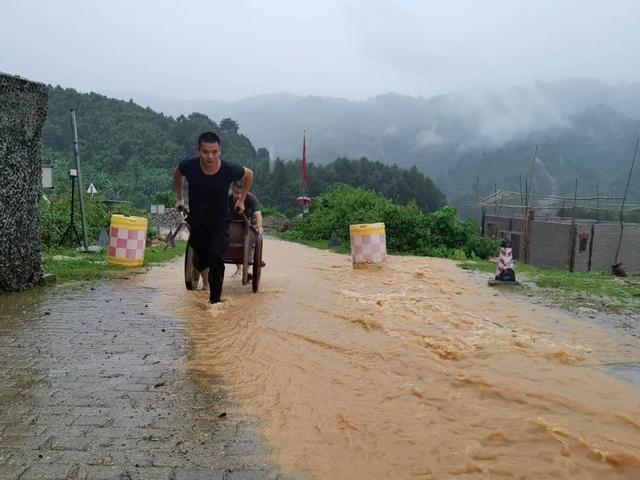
[[2, 0, 640, 101]]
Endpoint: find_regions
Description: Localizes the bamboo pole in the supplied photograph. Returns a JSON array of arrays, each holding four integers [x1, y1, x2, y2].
[[527, 144, 539, 205], [568, 179, 578, 272], [614, 137, 640, 265]]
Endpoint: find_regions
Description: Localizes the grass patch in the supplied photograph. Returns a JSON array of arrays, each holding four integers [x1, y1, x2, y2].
[[43, 240, 186, 283], [145, 241, 187, 265], [460, 259, 640, 313]]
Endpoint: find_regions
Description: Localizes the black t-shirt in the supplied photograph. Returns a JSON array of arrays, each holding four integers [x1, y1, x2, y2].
[[178, 155, 245, 226], [228, 192, 262, 222]]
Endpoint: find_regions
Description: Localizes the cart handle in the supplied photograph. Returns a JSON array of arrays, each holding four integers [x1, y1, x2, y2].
[[234, 208, 261, 236]]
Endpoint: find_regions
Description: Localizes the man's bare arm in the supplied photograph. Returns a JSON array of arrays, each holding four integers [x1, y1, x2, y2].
[[235, 167, 254, 213], [173, 167, 185, 208], [254, 210, 263, 234]]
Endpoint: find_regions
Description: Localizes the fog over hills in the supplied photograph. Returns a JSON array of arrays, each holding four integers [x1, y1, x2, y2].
[[120, 78, 640, 216]]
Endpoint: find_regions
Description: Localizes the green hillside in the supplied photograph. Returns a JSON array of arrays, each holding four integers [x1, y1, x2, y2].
[[43, 86, 446, 214]]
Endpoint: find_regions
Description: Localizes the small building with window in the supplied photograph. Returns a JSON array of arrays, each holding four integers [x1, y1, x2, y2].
[[477, 189, 640, 273], [482, 213, 640, 273]]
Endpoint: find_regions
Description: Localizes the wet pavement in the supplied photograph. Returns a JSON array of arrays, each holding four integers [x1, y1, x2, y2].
[[0, 277, 278, 480]]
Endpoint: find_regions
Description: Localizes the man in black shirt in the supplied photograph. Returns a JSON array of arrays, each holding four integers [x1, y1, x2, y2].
[[173, 131, 253, 304]]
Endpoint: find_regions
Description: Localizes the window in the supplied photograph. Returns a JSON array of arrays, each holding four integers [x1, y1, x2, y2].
[[579, 232, 589, 252]]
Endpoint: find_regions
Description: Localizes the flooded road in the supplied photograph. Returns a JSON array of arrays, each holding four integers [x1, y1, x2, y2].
[[161, 238, 640, 480]]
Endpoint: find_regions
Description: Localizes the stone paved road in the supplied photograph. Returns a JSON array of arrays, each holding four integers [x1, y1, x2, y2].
[[0, 269, 279, 480]]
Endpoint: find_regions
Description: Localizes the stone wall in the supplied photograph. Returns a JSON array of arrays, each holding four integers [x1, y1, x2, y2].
[[0, 73, 48, 292], [149, 208, 184, 235]]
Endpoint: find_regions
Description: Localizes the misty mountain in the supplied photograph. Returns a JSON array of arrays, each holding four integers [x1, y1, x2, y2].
[[441, 104, 640, 217], [122, 78, 640, 216], [125, 79, 639, 160]]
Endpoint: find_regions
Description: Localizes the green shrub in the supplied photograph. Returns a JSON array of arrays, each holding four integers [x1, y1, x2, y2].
[[261, 206, 288, 219], [285, 185, 497, 260], [41, 193, 150, 249], [465, 235, 500, 259], [452, 249, 468, 261], [154, 190, 176, 206]]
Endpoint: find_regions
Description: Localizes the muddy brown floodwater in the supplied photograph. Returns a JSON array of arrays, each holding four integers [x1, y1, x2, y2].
[[152, 238, 640, 479]]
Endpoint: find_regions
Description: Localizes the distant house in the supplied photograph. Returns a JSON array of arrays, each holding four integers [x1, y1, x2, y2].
[[482, 213, 640, 273], [477, 190, 640, 273]]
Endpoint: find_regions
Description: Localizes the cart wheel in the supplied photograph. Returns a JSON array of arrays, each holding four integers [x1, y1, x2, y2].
[[252, 235, 263, 293], [184, 241, 200, 291]]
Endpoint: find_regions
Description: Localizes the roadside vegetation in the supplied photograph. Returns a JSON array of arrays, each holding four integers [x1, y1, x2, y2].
[[281, 185, 498, 259], [41, 194, 156, 247], [41, 193, 184, 283]]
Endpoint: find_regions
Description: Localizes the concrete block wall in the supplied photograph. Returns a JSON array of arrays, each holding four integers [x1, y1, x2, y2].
[[483, 215, 525, 258], [529, 220, 572, 268], [590, 223, 640, 274], [0, 73, 48, 292], [483, 215, 524, 238], [483, 213, 640, 272], [571, 223, 593, 272]]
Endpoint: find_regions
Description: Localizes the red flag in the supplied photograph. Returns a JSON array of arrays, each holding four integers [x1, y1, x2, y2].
[[302, 130, 308, 189]]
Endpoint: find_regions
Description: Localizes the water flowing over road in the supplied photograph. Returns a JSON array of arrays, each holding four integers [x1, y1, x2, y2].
[[2, 238, 639, 479], [168, 239, 640, 480]]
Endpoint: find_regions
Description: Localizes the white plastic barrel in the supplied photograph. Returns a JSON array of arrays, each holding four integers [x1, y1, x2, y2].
[[107, 214, 148, 267], [349, 223, 386, 268]]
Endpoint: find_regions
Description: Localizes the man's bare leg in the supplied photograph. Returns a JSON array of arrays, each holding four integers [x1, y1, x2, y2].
[[233, 264, 241, 276], [201, 268, 209, 291]]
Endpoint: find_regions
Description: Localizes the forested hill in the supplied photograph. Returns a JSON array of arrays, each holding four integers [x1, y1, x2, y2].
[[43, 86, 446, 214]]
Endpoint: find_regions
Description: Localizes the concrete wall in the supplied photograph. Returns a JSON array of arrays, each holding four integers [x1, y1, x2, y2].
[[590, 223, 640, 274], [0, 73, 48, 292], [483, 213, 640, 273], [532, 221, 640, 273], [529, 220, 572, 269], [483, 214, 525, 259], [569, 222, 595, 273]]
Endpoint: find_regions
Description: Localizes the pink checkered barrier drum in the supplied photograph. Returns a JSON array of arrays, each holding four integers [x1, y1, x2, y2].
[[107, 214, 148, 267], [350, 223, 386, 268], [496, 247, 514, 276]]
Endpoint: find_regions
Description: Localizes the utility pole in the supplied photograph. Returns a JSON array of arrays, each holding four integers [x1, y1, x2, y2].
[[70, 109, 89, 251], [527, 144, 539, 206], [614, 137, 639, 265], [568, 179, 578, 272]]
